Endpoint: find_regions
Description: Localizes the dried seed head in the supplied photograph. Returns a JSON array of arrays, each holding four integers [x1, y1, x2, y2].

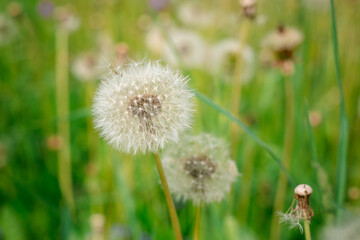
[[240, 0, 256, 19], [162, 133, 239, 204], [294, 184, 313, 197], [279, 184, 314, 233], [262, 25, 303, 74], [92, 60, 194, 153]]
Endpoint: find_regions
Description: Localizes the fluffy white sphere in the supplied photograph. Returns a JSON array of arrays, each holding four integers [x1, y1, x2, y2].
[[92, 60, 194, 154], [162, 133, 239, 204]]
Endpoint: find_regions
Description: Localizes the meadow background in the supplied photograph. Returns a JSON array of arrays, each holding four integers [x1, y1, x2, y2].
[[0, 0, 359, 239]]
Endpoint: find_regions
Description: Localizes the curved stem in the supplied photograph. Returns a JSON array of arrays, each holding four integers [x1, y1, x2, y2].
[[153, 153, 183, 240], [304, 220, 311, 240], [193, 203, 202, 240]]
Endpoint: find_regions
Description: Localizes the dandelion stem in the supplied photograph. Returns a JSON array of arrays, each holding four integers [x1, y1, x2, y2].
[[153, 153, 183, 240], [270, 75, 295, 240], [230, 20, 250, 144], [55, 26, 74, 210], [304, 220, 311, 240], [193, 203, 202, 240]]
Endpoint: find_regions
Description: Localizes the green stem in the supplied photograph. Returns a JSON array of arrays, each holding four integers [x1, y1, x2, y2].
[[330, 0, 349, 222], [153, 153, 183, 240], [270, 76, 295, 240], [230, 20, 250, 144], [193, 204, 202, 240], [55, 27, 74, 210], [194, 90, 295, 186], [304, 220, 311, 240]]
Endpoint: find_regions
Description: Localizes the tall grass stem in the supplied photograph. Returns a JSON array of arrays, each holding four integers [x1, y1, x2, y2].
[[55, 27, 74, 210], [270, 76, 295, 240], [330, 0, 349, 222], [194, 90, 295, 186]]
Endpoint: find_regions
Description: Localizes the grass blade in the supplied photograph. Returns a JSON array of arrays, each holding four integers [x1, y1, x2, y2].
[[194, 90, 295, 187], [329, 0, 349, 221]]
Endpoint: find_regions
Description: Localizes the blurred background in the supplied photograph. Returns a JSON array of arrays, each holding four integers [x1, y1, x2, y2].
[[0, 0, 359, 239]]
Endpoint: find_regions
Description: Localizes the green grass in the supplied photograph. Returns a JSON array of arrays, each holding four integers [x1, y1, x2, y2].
[[0, 0, 359, 239]]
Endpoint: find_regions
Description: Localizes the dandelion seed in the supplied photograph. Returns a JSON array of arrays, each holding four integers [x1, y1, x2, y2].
[[162, 133, 239, 204], [92, 60, 194, 153], [55, 6, 80, 32], [279, 184, 314, 233]]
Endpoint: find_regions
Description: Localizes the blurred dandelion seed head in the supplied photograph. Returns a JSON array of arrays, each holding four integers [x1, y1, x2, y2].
[[262, 26, 303, 74], [55, 6, 80, 32], [164, 28, 207, 68], [92, 60, 194, 154], [240, 0, 256, 19], [162, 133, 239, 204], [72, 52, 99, 81]]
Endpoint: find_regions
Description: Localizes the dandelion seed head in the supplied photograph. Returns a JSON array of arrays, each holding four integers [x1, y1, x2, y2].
[[294, 184, 313, 197], [240, 0, 256, 19], [164, 28, 207, 68], [92, 60, 194, 154], [206, 39, 255, 84], [263, 26, 303, 57], [279, 184, 314, 233], [162, 133, 239, 204], [72, 52, 100, 81]]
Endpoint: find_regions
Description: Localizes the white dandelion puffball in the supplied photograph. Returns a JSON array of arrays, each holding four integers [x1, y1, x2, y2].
[[207, 39, 256, 84], [92, 60, 194, 154], [164, 28, 207, 69], [162, 133, 239, 204]]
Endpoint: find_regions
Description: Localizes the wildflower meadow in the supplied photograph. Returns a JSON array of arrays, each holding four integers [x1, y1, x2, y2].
[[0, 0, 359, 239]]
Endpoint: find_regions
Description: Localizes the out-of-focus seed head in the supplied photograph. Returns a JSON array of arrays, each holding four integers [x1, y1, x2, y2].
[[206, 39, 255, 83], [55, 6, 80, 32], [7, 2, 23, 19], [72, 52, 99, 81], [240, 0, 256, 20], [262, 25, 303, 75], [162, 133, 239, 204], [164, 28, 207, 69], [92, 60, 194, 154]]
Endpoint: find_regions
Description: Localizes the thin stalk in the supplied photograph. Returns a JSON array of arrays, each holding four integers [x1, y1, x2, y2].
[[329, 0, 349, 222], [270, 76, 295, 240], [153, 153, 183, 240], [55, 27, 74, 210], [193, 204, 202, 240], [304, 220, 311, 240], [230, 20, 250, 144]]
